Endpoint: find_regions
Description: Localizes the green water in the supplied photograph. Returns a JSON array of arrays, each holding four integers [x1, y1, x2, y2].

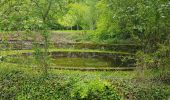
[[5, 56, 112, 68], [50, 57, 111, 68]]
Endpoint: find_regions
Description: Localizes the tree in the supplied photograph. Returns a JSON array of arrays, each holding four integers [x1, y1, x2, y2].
[[95, 0, 170, 45], [58, 0, 98, 30], [0, 0, 67, 75], [30, 0, 66, 75]]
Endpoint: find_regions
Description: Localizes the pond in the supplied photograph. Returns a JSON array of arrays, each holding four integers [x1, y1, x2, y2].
[[50, 57, 111, 68], [4, 51, 135, 68]]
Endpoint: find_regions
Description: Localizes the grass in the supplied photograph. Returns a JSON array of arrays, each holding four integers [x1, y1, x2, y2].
[[0, 30, 139, 44], [0, 50, 34, 56], [0, 61, 135, 79], [0, 62, 40, 76], [50, 69, 135, 79]]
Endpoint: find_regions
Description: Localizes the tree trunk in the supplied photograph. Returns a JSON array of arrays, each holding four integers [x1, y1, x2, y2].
[[43, 34, 48, 76], [77, 24, 79, 30]]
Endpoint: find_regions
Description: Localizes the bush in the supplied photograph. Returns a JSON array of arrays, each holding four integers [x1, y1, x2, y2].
[[0, 69, 169, 100], [70, 76, 120, 100], [111, 79, 169, 100]]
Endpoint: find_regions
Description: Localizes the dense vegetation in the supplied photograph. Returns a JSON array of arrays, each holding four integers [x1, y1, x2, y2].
[[0, 0, 170, 100]]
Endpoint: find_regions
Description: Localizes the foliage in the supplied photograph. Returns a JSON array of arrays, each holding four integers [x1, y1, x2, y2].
[[95, 0, 170, 43], [111, 79, 169, 100], [135, 49, 170, 88], [0, 67, 169, 100]]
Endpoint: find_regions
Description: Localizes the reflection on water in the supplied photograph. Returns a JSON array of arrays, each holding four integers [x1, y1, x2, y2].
[[50, 57, 111, 68], [4, 52, 136, 68]]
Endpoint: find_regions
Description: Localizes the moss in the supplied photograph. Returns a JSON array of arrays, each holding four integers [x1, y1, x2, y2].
[[0, 50, 34, 56]]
